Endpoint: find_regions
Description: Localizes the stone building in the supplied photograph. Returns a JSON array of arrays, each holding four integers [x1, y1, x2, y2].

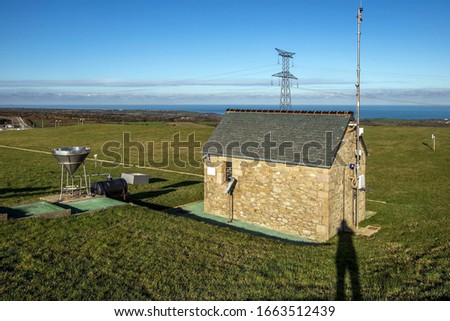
[[202, 109, 367, 242]]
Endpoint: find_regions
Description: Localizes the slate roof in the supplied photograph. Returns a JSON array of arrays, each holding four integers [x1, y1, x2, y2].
[[202, 109, 354, 168]]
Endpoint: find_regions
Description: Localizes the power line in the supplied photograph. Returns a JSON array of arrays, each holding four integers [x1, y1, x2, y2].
[[186, 64, 278, 81]]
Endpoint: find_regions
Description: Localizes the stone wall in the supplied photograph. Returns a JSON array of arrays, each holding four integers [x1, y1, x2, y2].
[[204, 156, 331, 241]]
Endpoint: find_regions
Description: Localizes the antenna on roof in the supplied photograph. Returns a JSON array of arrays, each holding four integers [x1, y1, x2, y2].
[[355, 1, 363, 228]]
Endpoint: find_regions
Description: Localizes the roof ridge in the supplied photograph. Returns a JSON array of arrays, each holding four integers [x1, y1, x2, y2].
[[226, 108, 353, 115]]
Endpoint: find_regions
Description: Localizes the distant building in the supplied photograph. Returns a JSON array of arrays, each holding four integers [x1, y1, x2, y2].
[[202, 109, 367, 241], [0, 116, 32, 130]]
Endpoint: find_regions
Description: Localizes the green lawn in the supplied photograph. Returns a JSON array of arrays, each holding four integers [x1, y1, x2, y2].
[[0, 122, 212, 175], [0, 123, 449, 300]]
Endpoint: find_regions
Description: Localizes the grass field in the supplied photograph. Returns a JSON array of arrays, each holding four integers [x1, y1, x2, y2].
[[0, 123, 449, 300]]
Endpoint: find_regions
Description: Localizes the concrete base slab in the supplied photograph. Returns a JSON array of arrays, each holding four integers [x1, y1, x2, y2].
[[356, 225, 380, 237], [2, 196, 128, 220], [57, 197, 127, 214], [1, 201, 71, 220], [365, 210, 377, 220]]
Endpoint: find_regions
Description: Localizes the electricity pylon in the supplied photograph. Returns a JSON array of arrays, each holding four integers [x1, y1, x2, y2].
[[272, 48, 298, 110]]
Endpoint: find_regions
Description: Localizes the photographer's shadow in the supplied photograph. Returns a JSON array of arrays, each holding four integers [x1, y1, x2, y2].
[[335, 220, 362, 300]]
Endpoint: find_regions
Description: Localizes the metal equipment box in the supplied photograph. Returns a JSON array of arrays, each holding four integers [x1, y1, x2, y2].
[[121, 173, 149, 185]]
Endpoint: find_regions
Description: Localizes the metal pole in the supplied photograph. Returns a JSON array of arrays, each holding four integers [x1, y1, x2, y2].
[[59, 164, 64, 201], [343, 167, 346, 220], [228, 194, 232, 223], [355, 4, 363, 229], [83, 162, 90, 196]]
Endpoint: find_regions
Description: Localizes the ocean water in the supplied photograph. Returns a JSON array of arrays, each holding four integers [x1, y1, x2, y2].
[[1, 104, 450, 119]]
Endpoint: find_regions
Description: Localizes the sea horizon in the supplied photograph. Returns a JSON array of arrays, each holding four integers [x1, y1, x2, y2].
[[1, 104, 449, 120]]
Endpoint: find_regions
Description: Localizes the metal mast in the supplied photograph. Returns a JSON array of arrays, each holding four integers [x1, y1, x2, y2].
[[272, 48, 298, 110], [355, 3, 363, 228]]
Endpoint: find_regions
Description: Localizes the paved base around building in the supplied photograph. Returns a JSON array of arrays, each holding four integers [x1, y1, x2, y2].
[[178, 201, 316, 244]]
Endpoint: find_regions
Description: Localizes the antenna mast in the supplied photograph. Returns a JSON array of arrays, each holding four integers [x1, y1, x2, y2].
[[355, 2, 363, 228], [272, 48, 298, 110]]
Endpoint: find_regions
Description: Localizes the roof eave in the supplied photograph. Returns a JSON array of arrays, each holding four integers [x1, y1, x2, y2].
[[203, 152, 333, 169]]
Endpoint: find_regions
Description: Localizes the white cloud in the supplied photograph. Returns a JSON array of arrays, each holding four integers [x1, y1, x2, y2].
[[0, 76, 359, 88], [0, 78, 270, 88], [0, 82, 449, 105]]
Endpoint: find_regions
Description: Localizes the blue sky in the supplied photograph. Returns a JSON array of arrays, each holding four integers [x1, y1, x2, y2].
[[0, 0, 449, 106]]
